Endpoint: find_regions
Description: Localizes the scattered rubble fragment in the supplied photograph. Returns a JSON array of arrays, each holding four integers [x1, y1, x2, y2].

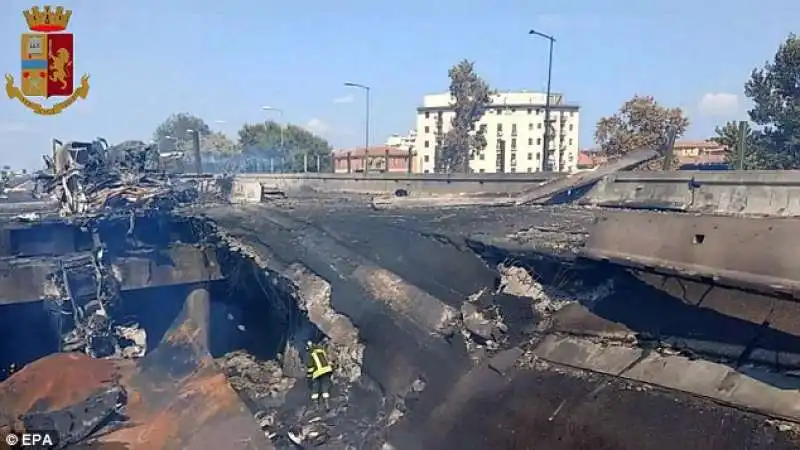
[[496, 263, 614, 314], [497, 263, 574, 314], [217, 350, 296, 406]]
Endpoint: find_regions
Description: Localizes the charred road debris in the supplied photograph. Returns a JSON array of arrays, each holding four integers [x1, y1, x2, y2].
[[1, 141, 800, 449], [13, 138, 233, 362]]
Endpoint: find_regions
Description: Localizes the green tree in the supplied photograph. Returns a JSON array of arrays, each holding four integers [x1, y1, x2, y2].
[[153, 113, 212, 152], [710, 121, 765, 169], [595, 95, 689, 158], [235, 121, 333, 172], [0, 169, 9, 193], [201, 131, 238, 155], [237, 122, 284, 151], [437, 60, 492, 173], [739, 33, 800, 169]]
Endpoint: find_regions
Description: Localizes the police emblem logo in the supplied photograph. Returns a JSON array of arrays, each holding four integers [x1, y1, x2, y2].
[[4, 5, 90, 115]]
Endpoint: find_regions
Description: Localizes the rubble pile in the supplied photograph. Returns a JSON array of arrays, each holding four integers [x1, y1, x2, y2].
[[217, 350, 296, 405], [460, 289, 509, 361], [497, 263, 575, 314], [36, 139, 199, 216]]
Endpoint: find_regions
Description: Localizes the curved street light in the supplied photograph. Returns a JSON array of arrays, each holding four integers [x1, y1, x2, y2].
[[344, 82, 371, 174], [529, 29, 556, 171]]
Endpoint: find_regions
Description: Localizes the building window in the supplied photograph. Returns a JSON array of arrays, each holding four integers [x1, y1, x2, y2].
[[425, 112, 430, 119], [424, 141, 430, 148], [527, 152, 533, 160], [536, 109, 541, 115], [510, 167, 516, 173], [424, 126, 430, 133], [536, 153, 541, 160], [536, 138, 541, 145], [528, 123, 533, 131], [479, 154, 485, 160], [424, 155, 430, 162], [527, 138, 533, 145], [511, 138, 517, 149], [537, 122, 542, 129], [424, 169, 429, 173], [570, 111, 574, 117], [480, 124, 487, 133], [479, 168, 485, 173], [510, 107, 516, 113], [527, 108, 532, 114], [527, 167, 532, 172], [569, 138, 573, 145], [569, 124, 573, 131], [437, 112, 443, 120], [497, 123, 503, 131]]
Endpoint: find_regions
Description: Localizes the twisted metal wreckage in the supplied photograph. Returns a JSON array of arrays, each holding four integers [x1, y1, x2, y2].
[[33, 139, 206, 360], [0, 139, 248, 449], [1, 139, 271, 450]]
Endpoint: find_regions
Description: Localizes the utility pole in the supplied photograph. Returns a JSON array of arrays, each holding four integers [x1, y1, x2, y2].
[[736, 121, 748, 170], [186, 129, 202, 174], [344, 82, 371, 176], [529, 29, 556, 171], [661, 125, 677, 171]]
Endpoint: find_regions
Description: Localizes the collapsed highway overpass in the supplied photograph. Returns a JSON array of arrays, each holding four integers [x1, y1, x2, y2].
[[3, 151, 800, 448]]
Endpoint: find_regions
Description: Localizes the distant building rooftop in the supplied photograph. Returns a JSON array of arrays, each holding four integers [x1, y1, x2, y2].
[[333, 146, 412, 158]]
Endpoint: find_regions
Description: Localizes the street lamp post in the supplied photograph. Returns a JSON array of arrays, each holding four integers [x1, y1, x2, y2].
[[529, 29, 556, 171], [344, 82, 370, 175]]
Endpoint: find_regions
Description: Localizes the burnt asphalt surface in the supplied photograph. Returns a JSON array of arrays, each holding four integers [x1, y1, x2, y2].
[[421, 360, 800, 450], [191, 198, 800, 450]]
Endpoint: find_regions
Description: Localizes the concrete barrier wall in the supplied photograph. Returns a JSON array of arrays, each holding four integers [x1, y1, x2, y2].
[[581, 170, 800, 216], [231, 172, 564, 202]]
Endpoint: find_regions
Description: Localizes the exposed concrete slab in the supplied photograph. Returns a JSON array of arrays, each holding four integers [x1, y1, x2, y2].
[[0, 244, 223, 304], [533, 334, 645, 374], [581, 170, 800, 216], [198, 205, 473, 400], [547, 302, 635, 341], [352, 266, 459, 334], [531, 335, 800, 422], [232, 172, 563, 201], [407, 343, 800, 450], [581, 209, 800, 297], [371, 195, 513, 209], [487, 347, 524, 375], [515, 148, 659, 205]]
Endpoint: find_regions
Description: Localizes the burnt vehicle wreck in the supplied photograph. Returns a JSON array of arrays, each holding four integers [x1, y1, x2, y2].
[[2, 140, 800, 449]]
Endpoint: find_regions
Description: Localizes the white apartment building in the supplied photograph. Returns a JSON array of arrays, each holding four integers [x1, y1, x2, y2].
[[414, 91, 580, 173], [385, 129, 417, 153]]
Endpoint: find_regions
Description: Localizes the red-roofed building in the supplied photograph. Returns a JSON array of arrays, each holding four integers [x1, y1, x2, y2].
[[576, 151, 607, 170], [673, 140, 727, 165], [333, 146, 416, 173]]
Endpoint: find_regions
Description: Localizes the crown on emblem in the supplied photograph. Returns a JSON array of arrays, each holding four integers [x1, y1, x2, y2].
[[24, 5, 72, 32]]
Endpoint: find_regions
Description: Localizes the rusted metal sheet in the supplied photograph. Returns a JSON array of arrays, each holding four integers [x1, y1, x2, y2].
[[0, 287, 271, 450], [581, 210, 800, 297]]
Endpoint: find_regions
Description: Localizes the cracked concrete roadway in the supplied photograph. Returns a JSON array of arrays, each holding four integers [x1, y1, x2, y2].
[[187, 198, 800, 450]]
